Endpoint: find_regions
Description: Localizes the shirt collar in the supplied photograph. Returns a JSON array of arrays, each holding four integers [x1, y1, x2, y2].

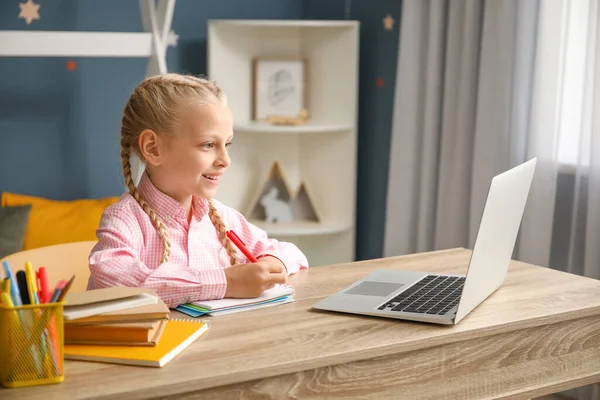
[[136, 172, 209, 223]]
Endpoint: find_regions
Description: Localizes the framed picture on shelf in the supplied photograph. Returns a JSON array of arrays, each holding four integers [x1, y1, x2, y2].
[[252, 57, 308, 121]]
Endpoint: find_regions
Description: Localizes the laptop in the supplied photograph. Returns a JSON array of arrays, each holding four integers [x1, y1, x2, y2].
[[312, 158, 537, 325]]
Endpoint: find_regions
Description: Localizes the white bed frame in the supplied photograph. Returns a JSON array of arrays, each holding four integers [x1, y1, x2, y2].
[[0, 0, 175, 77]]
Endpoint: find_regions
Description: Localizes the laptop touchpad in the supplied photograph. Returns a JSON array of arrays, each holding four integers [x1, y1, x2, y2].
[[344, 281, 404, 297]]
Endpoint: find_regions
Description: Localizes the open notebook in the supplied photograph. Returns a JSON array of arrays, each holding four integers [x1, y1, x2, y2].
[[64, 319, 210, 367], [176, 284, 295, 317]]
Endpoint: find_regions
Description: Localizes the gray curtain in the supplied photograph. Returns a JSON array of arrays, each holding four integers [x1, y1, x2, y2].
[[385, 1, 600, 399], [384, 0, 538, 257]]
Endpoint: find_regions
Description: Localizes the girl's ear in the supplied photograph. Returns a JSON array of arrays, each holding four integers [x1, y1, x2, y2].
[[138, 129, 163, 167]]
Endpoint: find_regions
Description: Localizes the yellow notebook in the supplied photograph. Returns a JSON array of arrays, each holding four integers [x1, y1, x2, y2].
[[64, 319, 210, 367]]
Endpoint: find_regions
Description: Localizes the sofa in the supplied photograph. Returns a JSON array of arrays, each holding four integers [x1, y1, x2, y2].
[[0, 191, 120, 260]]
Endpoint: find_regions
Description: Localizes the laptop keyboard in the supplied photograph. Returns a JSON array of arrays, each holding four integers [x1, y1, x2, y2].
[[377, 275, 465, 316]]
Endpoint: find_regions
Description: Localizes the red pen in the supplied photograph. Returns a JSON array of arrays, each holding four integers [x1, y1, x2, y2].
[[36, 266, 51, 304], [226, 230, 258, 263]]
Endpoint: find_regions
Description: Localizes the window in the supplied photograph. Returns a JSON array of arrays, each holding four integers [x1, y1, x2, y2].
[[556, 0, 594, 167]]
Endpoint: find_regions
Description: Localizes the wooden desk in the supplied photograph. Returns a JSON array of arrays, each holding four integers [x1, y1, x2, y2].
[[2, 248, 600, 399]]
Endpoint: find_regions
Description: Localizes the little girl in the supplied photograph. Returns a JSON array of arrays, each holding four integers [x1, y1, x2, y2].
[[87, 73, 309, 308]]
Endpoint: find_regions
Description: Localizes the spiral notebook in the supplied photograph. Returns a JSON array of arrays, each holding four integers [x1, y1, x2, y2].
[[64, 319, 210, 367], [176, 284, 295, 317]]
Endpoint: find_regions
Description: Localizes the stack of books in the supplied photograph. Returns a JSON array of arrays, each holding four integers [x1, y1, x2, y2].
[[63, 287, 169, 346], [62, 287, 210, 367]]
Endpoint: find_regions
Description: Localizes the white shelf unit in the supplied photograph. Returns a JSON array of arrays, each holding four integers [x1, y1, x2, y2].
[[208, 20, 359, 267]]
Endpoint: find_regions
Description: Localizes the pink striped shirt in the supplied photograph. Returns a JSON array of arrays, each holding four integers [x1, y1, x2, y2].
[[87, 173, 309, 308]]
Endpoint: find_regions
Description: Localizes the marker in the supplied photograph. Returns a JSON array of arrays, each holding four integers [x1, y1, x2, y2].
[[1, 292, 14, 308], [2, 261, 22, 306], [226, 230, 258, 263], [16, 270, 30, 304], [36, 267, 51, 304], [24, 262, 39, 305]]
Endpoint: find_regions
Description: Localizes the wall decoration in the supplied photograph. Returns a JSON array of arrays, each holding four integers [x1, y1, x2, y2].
[[383, 14, 395, 31], [266, 108, 308, 126], [18, 0, 40, 25], [248, 161, 321, 224], [290, 182, 320, 222], [260, 187, 294, 223], [253, 58, 308, 121]]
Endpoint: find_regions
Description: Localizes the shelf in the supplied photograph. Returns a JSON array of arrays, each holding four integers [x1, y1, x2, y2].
[[209, 19, 359, 265], [250, 220, 353, 236], [234, 121, 353, 134], [0, 31, 153, 57]]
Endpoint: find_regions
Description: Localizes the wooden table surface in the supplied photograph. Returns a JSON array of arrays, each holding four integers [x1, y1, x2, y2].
[[2, 248, 600, 399]]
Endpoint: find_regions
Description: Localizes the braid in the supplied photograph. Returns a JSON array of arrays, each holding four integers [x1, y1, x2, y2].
[[121, 148, 171, 264], [207, 199, 239, 266]]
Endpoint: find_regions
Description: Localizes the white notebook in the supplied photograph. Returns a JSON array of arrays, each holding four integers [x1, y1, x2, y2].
[[190, 284, 294, 311], [208, 296, 295, 316]]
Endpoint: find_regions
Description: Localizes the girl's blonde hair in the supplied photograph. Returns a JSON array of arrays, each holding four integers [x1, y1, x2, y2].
[[120, 73, 239, 265]]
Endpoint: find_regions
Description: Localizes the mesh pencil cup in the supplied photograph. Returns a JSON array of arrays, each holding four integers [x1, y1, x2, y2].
[[0, 302, 64, 388]]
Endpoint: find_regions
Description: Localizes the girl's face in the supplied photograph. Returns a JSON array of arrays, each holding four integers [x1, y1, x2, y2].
[[144, 101, 234, 202]]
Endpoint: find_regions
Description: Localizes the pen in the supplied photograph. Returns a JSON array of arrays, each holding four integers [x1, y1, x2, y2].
[[2, 261, 22, 306], [226, 230, 258, 263], [36, 266, 51, 304]]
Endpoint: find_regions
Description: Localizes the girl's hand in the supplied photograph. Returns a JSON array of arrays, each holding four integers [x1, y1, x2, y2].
[[224, 257, 287, 298]]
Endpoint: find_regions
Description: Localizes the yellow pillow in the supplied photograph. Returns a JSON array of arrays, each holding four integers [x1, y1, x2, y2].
[[1, 192, 120, 250]]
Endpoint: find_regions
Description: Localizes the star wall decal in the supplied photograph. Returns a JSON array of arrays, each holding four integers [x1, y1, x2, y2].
[[383, 14, 395, 31], [19, 0, 40, 25]]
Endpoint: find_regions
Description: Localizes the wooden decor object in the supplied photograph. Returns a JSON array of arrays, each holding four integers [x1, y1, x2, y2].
[[247, 161, 321, 224], [266, 109, 308, 126]]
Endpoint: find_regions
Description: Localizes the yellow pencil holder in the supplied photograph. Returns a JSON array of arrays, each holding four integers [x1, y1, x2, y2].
[[0, 302, 64, 388]]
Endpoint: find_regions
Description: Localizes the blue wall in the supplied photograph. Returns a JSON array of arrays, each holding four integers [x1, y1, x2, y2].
[[0, 0, 401, 261], [304, 0, 402, 260]]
